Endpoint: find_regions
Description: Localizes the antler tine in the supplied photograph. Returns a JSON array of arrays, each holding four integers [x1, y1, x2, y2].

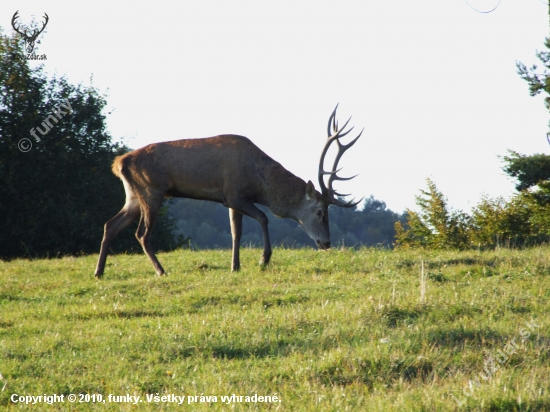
[[332, 190, 351, 197], [327, 103, 339, 137], [327, 104, 357, 140], [327, 171, 358, 195], [331, 173, 358, 183], [320, 167, 342, 177], [345, 127, 363, 146], [326, 191, 363, 208], [336, 196, 364, 208], [331, 116, 353, 139]]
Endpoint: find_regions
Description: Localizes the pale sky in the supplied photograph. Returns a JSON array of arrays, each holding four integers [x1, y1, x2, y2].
[[3, 0, 549, 213]]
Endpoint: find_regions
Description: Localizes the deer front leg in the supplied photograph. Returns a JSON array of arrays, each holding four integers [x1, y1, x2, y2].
[[258, 217, 272, 266], [229, 208, 243, 271], [229, 200, 272, 268]]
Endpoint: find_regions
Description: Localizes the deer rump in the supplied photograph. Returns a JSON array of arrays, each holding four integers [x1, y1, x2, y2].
[[95, 106, 362, 278]]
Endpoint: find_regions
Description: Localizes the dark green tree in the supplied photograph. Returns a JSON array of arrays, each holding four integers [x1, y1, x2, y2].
[[0, 30, 180, 259], [501, 150, 550, 206], [501, 150, 550, 191]]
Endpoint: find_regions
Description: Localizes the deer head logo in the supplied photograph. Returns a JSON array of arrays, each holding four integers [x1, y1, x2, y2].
[[11, 11, 49, 54]]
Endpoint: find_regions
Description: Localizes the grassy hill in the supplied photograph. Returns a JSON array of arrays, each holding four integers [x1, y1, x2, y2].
[[0, 247, 549, 410]]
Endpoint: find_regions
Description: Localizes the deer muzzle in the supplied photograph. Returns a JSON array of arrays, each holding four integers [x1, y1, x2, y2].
[[316, 239, 331, 250]]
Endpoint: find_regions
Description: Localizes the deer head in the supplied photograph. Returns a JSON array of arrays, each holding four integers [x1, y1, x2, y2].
[[11, 11, 49, 54]]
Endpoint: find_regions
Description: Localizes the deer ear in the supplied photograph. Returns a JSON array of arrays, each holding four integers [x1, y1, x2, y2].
[[306, 180, 316, 199]]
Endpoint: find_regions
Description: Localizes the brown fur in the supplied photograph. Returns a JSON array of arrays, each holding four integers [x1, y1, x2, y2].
[[111, 156, 123, 178]]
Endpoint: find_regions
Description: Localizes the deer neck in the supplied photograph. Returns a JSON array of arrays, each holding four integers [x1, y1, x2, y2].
[[261, 164, 306, 220]]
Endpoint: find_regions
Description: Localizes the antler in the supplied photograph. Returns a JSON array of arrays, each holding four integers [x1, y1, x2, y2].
[[11, 11, 49, 40], [11, 11, 27, 37], [31, 13, 49, 40], [318, 104, 363, 208]]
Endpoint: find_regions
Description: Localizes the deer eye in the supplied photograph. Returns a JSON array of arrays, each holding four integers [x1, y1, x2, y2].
[[316, 210, 322, 218]]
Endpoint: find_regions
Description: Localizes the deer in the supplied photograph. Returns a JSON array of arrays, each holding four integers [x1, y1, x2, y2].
[[94, 105, 362, 278], [11, 11, 49, 54]]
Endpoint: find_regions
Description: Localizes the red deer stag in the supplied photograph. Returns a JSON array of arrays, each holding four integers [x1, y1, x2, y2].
[[94, 105, 362, 278]]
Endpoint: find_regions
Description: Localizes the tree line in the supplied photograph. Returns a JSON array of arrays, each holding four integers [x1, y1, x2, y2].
[[395, 167, 550, 250], [168, 196, 405, 250]]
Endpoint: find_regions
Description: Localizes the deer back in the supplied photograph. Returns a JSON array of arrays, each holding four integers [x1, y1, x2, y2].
[[112, 135, 304, 208]]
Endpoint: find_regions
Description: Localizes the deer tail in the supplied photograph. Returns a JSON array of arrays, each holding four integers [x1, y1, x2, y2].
[[111, 155, 124, 179]]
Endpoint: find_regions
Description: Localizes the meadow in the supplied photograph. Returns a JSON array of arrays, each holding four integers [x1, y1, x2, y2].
[[0, 246, 549, 411]]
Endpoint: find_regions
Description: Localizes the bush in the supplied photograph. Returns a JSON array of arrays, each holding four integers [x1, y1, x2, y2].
[[395, 179, 471, 250]]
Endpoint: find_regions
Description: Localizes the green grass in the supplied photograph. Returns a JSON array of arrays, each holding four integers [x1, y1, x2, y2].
[[0, 246, 549, 411]]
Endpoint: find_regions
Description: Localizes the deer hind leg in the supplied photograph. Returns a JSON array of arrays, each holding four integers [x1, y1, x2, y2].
[[230, 199, 272, 268], [135, 190, 166, 276], [95, 184, 140, 278], [229, 208, 243, 271]]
